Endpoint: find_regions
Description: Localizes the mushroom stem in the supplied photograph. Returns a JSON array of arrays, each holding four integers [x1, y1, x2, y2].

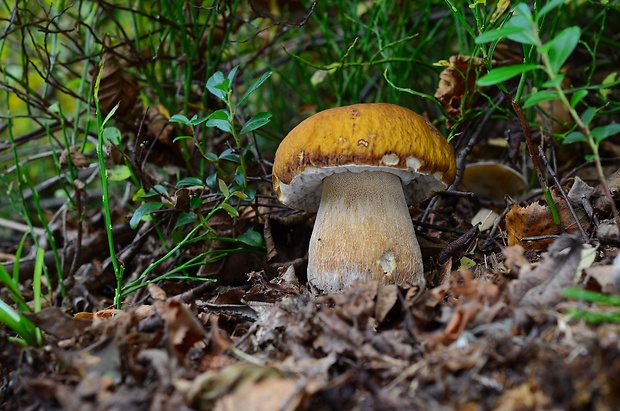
[[307, 170, 424, 293]]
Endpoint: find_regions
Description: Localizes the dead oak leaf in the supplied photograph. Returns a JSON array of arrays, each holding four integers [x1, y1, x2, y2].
[[506, 201, 559, 249], [506, 184, 589, 249]]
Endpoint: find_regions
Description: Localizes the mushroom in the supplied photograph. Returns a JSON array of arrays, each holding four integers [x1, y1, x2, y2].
[[272, 103, 456, 293], [461, 161, 529, 203]]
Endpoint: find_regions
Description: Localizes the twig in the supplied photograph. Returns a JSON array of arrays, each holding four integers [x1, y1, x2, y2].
[[503, 92, 548, 193]]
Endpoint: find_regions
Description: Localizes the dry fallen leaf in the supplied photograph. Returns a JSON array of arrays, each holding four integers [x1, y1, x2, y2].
[[91, 52, 140, 117], [509, 234, 584, 308], [177, 363, 288, 411], [506, 201, 558, 248], [59, 145, 90, 169], [214, 377, 304, 411], [435, 55, 485, 123], [148, 283, 208, 361], [24, 307, 91, 340]]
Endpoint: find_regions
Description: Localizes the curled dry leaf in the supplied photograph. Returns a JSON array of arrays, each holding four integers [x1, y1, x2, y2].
[[59, 145, 90, 169], [567, 176, 595, 208], [375, 284, 398, 323], [91, 53, 140, 117], [24, 307, 91, 340], [585, 261, 620, 293], [148, 283, 208, 361], [434, 55, 485, 123], [509, 234, 584, 308]]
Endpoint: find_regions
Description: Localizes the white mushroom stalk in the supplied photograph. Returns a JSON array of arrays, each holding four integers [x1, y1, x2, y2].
[[272, 103, 456, 293], [308, 171, 423, 293]]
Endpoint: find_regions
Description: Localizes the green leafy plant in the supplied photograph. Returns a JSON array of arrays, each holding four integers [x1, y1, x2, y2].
[[474, 0, 620, 226], [94, 63, 126, 310], [122, 66, 270, 298]]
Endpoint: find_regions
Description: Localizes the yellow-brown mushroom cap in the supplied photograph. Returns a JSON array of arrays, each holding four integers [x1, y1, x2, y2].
[[272, 103, 457, 212]]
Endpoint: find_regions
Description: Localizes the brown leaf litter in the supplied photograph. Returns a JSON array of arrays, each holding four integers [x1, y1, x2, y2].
[[5, 233, 620, 410]]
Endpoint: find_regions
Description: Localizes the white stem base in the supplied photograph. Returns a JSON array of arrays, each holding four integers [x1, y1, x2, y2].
[[307, 171, 424, 293]]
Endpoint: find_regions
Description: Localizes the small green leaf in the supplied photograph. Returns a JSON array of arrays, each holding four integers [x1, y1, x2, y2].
[[477, 64, 540, 86], [582, 107, 597, 126], [130, 202, 164, 229], [190, 115, 210, 126], [546, 26, 580, 73], [189, 196, 202, 209], [523, 89, 559, 108], [139, 185, 167, 199], [108, 165, 132, 181], [227, 66, 239, 84], [541, 73, 565, 88], [232, 190, 248, 200], [237, 71, 273, 107], [570, 90, 588, 108], [209, 109, 230, 121], [538, 0, 567, 18], [504, 14, 537, 44], [218, 179, 230, 197], [153, 184, 167, 195], [176, 177, 203, 187], [240, 112, 272, 134], [600, 72, 617, 99], [103, 126, 122, 145], [174, 212, 197, 231], [475, 26, 531, 44], [215, 78, 231, 93], [206, 118, 232, 133], [234, 173, 245, 187], [563, 131, 586, 144], [204, 152, 219, 163], [206, 174, 218, 188], [169, 114, 190, 124], [102, 102, 120, 127], [221, 202, 239, 218], [513, 3, 533, 21], [236, 228, 263, 247], [244, 188, 256, 201], [591, 124, 620, 143], [219, 149, 240, 163], [206, 71, 227, 100]]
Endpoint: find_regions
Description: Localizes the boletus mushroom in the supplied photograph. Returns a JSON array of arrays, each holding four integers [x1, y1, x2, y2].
[[272, 103, 456, 293]]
